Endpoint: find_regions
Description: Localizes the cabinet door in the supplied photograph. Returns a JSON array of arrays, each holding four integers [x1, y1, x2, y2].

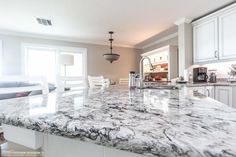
[[188, 87, 206, 95], [205, 86, 215, 99], [193, 18, 218, 63], [219, 8, 236, 59], [215, 86, 233, 107]]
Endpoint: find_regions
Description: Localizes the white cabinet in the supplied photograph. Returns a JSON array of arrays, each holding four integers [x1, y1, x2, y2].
[[219, 8, 236, 59], [191, 87, 206, 95], [187, 85, 236, 108], [187, 86, 214, 99], [193, 4, 236, 63], [193, 18, 218, 63], [215, 86, 233, 107], [205, 86, 215, 99]]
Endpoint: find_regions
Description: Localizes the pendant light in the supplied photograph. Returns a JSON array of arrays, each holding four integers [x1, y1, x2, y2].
[[103, 31, 120, 63]]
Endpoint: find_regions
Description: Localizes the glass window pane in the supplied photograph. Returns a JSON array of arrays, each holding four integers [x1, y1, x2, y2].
[[26, 48, 57, 83]]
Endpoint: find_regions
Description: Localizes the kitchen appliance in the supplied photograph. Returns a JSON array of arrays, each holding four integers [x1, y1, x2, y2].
[[193, 67, 208, 83], [208, 70, 217, 83], [129, 71, 137, 89]]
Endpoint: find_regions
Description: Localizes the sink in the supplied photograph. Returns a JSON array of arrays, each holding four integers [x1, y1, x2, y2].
[[138, 85, 179, 90]]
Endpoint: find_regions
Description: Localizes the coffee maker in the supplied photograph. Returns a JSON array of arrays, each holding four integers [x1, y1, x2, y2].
[[193, 67, 208, 83]]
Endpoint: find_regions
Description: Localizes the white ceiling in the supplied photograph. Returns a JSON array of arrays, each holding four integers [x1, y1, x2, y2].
[[0, 0, 234, 48]]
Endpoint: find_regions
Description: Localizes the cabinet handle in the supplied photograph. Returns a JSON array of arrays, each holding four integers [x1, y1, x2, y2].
[[214, 51, 218, 58], [206, 89, 210, 97]]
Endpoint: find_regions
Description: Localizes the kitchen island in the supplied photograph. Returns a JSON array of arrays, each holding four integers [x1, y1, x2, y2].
[[0, 86, 236, 157]]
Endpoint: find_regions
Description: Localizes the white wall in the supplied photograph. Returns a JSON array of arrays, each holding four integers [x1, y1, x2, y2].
[[0, 34, 142, 82]]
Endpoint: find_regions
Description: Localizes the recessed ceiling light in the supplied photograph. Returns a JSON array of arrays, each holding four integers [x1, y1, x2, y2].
[[36, 18, 53, 26]]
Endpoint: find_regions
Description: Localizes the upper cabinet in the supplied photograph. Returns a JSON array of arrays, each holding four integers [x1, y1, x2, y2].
[[193, 4, 236, 64], [193, 18, 218, 63], [219, 8, 236, 59]]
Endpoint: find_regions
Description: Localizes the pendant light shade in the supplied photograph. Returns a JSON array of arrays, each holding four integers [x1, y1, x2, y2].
[[103, 31, 120, 63]]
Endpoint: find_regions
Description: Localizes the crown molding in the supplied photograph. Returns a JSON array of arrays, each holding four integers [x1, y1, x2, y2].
[[0, 29, 137, 49], [141, 32, 178, 49], [174, 17, 193, 25]]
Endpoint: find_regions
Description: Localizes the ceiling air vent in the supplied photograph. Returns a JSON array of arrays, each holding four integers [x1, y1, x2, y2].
[[36, 18, 52, 26]]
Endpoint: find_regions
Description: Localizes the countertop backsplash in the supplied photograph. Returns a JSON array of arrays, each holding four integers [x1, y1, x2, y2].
[[188, 61, 236, 80]]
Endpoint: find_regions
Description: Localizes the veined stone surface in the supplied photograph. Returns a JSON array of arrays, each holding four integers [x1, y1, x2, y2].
[[0, 86, 236, 157]]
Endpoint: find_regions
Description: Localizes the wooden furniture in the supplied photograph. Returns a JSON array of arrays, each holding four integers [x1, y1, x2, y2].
[[119, 78, 129, 85], [88, 76, 110, 88], [141, 45, 178, 81], [0, 76, 49, 95], [193, 3, 236, 63]]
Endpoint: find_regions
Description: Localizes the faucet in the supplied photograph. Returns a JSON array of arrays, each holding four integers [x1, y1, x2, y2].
[[139, 56, 154, 88]]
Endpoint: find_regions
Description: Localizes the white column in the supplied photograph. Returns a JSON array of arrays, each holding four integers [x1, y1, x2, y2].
[[175, 18, 193, 78]]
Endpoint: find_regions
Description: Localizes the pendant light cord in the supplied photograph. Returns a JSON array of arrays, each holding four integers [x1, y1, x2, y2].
[[109, 31, 113, 54]]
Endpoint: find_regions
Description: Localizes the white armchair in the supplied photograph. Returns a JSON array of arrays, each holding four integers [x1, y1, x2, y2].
[[88, 76, 110, 88], [57, 76, 86, 92]]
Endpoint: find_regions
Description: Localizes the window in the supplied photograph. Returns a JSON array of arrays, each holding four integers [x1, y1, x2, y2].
[[60, 52, 83, 77], [24, 47, 57, 83], [22, 44, 87, 87]]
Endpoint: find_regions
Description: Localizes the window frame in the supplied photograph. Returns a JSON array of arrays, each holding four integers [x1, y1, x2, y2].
[[21, 43, 87, 85]]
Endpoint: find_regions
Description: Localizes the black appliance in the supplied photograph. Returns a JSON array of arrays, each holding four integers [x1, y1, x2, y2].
[[193, 67, 208, 83]]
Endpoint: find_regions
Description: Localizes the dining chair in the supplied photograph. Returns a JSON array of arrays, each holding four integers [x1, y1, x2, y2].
[[88, 76, 110, 88], [119, 78, 129, 85], [57, 76, 86, 92]]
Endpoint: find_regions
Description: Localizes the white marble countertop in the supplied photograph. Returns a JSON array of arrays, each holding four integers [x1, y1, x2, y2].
[[0, 86, 236, 157], [185, 82, 236, 87]]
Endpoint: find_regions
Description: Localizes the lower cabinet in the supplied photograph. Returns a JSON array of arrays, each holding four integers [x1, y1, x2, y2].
[[205, 86, 215, 99], [191, 87, 206, 95], [188, 86, 214, 99], [187, 85, 235, 108], [215, 86, 233, 107]]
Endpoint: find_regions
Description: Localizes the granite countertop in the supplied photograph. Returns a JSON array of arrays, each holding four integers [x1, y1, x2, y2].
[[185, 82, 236, 87], [144, 81, 236, 87], [0, 86, 236, 157]]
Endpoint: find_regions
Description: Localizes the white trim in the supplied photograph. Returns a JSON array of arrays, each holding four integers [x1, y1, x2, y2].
[[0, 40, 2, 76], [174, 17, 193, 25], [142, 45, 170, 56], [0, 29, 135, 48], [192, 2, 236, 25], [141, 33, 178, 49], [21, 43, 87, 53]]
